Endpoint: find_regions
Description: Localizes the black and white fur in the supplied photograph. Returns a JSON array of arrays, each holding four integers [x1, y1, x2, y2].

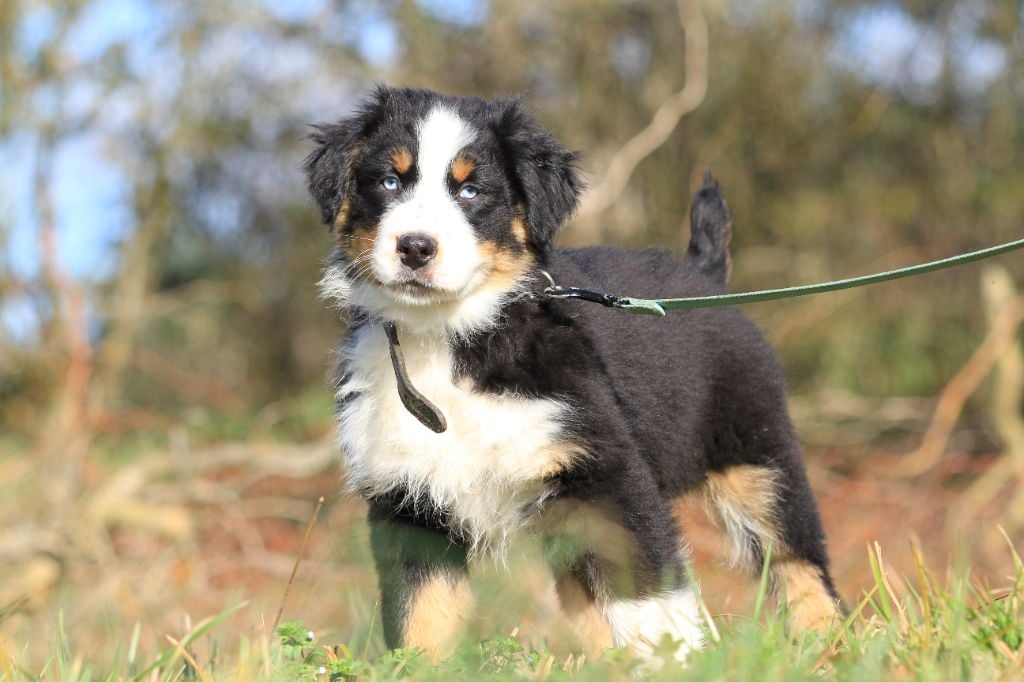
[[305, 86, 841, 661]]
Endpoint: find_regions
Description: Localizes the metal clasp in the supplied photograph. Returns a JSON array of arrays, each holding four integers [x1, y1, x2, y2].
[[538, 270, 624, 308]]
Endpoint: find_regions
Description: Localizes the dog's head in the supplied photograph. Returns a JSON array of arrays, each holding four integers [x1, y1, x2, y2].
[[306, 86, 582, 334]]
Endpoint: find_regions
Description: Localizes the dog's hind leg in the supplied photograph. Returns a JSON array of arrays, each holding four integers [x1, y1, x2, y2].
[[701, 460, 842, 636], [368, 504, 473, 659]]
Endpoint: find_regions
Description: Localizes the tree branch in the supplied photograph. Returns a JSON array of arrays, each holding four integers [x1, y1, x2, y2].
[[896, 280, 1024, 477], [577, 0, 708, 217]]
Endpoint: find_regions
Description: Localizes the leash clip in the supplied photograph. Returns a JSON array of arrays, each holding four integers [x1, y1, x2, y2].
[[539, 270, 624, 309]]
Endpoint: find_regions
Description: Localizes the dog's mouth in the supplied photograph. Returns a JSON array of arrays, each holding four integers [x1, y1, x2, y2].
[[334, 247, 514, 309], [379, 273, 465, 304], [388, 279, 437, 298], [340, 257, 446, 299]]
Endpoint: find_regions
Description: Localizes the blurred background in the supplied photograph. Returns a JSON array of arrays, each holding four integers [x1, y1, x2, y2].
[[2, 0, 1023, 668]]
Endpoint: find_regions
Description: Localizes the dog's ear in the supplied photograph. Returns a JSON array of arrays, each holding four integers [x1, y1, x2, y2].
[[304, 86, 391, 227], [496, 98, 583, 250], [304, 120, 362, 226]]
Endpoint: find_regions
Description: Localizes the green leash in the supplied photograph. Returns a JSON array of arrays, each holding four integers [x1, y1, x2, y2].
[[543, 237, 1024, 317]]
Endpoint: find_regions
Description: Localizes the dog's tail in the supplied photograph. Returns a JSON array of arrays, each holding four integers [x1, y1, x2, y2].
[[686, 172, 732, 286]]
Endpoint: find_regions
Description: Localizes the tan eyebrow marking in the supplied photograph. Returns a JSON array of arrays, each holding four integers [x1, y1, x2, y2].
[[450, 155, 475, 184], [391, 147, 413, 174]]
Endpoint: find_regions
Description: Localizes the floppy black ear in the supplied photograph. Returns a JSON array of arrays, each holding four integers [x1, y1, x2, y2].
[[304, 119, 365, 226], [304, 86, 392, 226], [496, 99, 583, 250]]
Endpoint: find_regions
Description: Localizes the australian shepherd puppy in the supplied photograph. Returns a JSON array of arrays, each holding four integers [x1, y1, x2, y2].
[[304, 85, 842, 662]]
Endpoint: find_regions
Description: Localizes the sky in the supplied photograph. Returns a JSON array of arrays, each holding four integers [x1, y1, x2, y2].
[[0, 0, 1014, 340]]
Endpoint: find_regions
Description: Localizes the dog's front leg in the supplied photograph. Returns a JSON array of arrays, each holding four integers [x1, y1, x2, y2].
[[368, 503, 472, 659], [544, 471, 705, 663]]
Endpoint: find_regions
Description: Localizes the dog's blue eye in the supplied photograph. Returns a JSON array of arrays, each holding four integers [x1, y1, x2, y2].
[[381, 176, 400, 191], [458, 185, 479, 200]]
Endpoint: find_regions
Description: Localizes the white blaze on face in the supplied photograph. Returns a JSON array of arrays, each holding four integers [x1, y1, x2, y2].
[[373, 107, 481, 295]]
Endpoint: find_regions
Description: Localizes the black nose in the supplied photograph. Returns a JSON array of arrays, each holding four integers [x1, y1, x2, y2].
[[396, 234, 438, 270]]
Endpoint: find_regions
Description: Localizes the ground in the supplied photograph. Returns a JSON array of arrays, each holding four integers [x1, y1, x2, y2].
[[1, 419, 1022, 678]]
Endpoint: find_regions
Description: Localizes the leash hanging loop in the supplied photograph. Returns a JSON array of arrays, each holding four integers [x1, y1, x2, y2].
[[383, 321, 448, 433]]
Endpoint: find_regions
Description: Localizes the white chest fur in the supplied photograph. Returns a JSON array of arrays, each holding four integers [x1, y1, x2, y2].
[[336, 324, 573, 555]]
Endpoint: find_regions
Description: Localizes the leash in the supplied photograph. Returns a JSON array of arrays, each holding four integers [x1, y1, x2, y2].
[[541, 237, 1024, 316], [383, 321, 448, 433], [387, 237, 1024, 432]]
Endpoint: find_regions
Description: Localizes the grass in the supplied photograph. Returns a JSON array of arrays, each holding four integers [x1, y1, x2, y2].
[[2, 538, 1021, 681]]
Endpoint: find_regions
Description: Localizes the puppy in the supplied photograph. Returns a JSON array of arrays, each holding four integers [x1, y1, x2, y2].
[[305, 85, 841, 661]]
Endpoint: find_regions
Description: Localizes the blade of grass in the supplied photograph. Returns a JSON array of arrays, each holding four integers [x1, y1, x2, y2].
[[997, 525, 1024, 573], [56, 609, 69, 680], [359, 601, 377, 661], [910, 538, 934, 651], [133, 602, 247, 681], [826, 583, 879, 653], [127, 621, 141, 678], [0, 640, 15, 680], [684, 562, 719, 643], [235, 635, 252, 680], [272, 496, 325, 633], [868, 543, 895, 625], [164, 636, 212, 682], [751, 542, 774, 623], [259, 612, 272, 678], [874, 542, 909, 629], [698, 595, 721, 644]]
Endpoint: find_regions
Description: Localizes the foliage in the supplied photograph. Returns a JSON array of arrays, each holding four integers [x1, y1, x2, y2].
[[1, 542, 1022, 680], [2, 0, 1024, 445]]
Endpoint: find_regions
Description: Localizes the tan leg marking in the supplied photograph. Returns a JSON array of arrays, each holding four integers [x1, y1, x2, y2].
[[702, 465, 782, 568], [555, 570, 612, 655], [773, 560, 841, 635], [404, 573, 474, 660], [695, 466, 840, 635]]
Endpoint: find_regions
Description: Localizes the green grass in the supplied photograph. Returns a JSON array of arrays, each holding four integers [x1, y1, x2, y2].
[[3, 540, 1022, 681]]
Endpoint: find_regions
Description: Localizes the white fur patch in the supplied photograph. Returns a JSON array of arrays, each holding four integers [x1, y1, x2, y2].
[[604, 587, 704, 661], [417, 107, 476, 187], [336, 323, 573, 556], [373, 107, 482, 294]]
